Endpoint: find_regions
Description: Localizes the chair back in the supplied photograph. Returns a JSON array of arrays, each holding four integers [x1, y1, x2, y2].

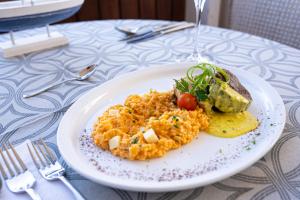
[[220, 0, 300, 49]]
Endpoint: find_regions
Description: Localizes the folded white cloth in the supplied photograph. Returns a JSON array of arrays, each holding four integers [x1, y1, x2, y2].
[[0, 140, 74, 200]]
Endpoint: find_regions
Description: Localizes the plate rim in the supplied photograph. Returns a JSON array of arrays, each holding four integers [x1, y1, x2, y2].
[[57, 62, 286, 192]]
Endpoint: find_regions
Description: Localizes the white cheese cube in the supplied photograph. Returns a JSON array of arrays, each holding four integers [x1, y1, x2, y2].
[[109, 136, 121, 150], [143, 129, 158, 143], [108, 109, 120, 117]]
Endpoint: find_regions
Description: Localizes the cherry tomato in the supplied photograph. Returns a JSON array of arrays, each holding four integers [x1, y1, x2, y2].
[[177, 93, 197, 110]]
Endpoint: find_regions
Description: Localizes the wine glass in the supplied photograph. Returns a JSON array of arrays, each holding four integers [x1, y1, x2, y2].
[[176, 0, 208, 63]]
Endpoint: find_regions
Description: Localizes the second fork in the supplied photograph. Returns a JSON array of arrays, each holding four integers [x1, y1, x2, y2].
[[27, 139, 86, 200]]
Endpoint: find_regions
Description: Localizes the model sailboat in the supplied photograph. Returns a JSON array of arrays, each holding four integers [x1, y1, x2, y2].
[[0, 0, 84, 58]]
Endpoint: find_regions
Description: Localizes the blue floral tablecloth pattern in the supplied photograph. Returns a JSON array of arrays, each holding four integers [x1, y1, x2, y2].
[[0, 20, 300, 200]]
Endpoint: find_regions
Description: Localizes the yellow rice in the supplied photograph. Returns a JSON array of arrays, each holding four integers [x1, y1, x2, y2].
[[92, 90, 209, 160]]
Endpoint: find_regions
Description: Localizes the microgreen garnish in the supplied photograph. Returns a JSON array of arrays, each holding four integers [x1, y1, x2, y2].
[[131, 137, 139, 144], [172, 115, 179, 121], [174, 63, 230, 101], [174, 78, 190, 93], [195, 90, 208, 101]]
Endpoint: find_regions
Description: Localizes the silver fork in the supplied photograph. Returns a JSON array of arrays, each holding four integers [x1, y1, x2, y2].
[[0, 143, 41, 200], [27, 139, 86, 200]]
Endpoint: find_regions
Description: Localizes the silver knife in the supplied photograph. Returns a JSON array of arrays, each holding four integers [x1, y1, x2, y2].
[[120, 22, 190, 41], [126, 22, 195, 43]]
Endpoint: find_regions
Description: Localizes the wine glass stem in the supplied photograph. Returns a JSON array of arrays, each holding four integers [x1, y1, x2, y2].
[[9, 31, 15, 45], [46, 24, 51, 37], [193, 0, 205, 58]]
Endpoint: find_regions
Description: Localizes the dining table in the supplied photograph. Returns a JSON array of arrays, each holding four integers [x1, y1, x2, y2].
[[0, 19, 299, 200]]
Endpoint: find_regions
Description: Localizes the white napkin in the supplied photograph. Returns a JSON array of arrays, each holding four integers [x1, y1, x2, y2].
[[0, 140, 74, 200]]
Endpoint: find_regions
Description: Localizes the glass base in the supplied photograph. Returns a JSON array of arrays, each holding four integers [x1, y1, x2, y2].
[[175, 52, 211, 64]]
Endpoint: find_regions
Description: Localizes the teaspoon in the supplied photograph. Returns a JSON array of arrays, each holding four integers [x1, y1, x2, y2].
[[23, 64, 97, 98]]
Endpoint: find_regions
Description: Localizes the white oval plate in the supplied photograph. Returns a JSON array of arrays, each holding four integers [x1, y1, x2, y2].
[[57, 62, 285, 192]]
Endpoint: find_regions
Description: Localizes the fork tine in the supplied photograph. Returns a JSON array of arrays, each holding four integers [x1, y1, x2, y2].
[[40, 139, 56, 163], [27, 144, 40, 169], [8, 142, 27, 172], [3, 144, 20, 175], [0, 161, 8, 179], [31, 141, 46, 168], [0, 148, 14, 177], [36, 142, 52, 165]]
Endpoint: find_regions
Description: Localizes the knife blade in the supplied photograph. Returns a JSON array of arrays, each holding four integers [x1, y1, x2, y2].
[[126, 23, 195, 43], [120, 22, 189, 41]]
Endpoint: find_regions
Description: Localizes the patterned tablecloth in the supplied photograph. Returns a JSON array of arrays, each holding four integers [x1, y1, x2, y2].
[[0, 20, 299, 200]]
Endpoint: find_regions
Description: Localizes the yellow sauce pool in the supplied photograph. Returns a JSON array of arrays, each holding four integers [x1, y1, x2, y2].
[[207, 111, 259, 138]]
